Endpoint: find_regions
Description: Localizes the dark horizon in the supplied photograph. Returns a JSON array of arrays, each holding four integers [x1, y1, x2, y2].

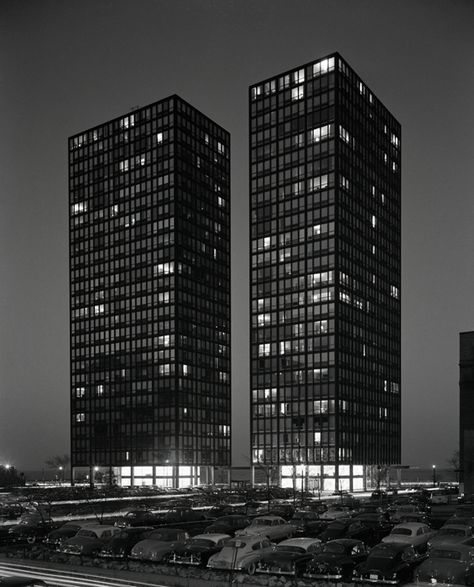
[[1, 0, 473, 471]]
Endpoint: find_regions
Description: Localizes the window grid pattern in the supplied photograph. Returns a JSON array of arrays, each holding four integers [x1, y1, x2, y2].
[[250, 53, 401, 472], [70, 96, 231, 474]]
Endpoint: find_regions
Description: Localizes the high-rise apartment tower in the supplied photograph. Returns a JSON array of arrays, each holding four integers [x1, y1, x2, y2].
[[249, 53, 401, 491], [69, 96, 231, 488]]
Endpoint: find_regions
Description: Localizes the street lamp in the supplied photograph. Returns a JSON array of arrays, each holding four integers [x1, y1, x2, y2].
[[432, 465, 437, 487], [58, 466, 63, 485]]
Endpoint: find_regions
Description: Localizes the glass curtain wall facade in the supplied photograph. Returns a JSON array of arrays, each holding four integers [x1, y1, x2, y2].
[[69, 95, 230, 488], [250, 53, 401, 492]]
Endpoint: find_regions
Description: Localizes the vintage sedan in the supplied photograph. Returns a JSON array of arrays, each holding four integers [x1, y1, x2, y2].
[[353, 542, 422, 584], [235, 515, 294, 541], [44, 521, 90, 549], [114, 508, 164, 528], [320, 505, 356, 521], [351, 513, 393, 544], [382, 523, 436, 553], [60, 524, 122, 556], [204, 515, 250, 536], [256, 537, 322, 576], [289, 511, 326, 536], [98, 526, 154, 559], [428, 525, 474, 549], [304, 538, 369, 581], [129, 527, 189, 562], [169, 533, 230, 566], [411, 544, 474, 586], [207, 535, 274, 574]]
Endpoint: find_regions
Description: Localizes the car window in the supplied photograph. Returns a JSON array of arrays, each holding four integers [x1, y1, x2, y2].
[[252, 542, 262, 550]]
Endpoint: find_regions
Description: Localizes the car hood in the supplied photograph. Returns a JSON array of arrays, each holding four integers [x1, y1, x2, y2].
[[132, 539, 175, 555], [416, 559, 469, 584]]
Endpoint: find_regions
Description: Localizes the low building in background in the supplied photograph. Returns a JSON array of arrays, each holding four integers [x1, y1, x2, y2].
[[460, 331, 474, 495]]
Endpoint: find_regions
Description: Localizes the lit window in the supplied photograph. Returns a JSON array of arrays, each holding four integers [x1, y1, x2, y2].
[[159, 364, 170, 375], [314, 320, 328, 334], [136, 154, 146, 166], [279, 74, 290, 89], [314, 432, 321, 444], [158, 291, 170, 304], [111, 204, 119, 216], [340, 292, 351, 304], [217, 141, 225, 155], [72, 202, 87, 215], [293, 68, 305, 84], [97, 385, 104, 396], [308, 271, 333, 286], [383, 153, 388, 163], [119, 160, 129, 172], [257, 313, 271, 326], [154, 262, 174, 276], [196, 155, 201, 168], [390, 285, 399, 299], [93, 304, 105, 315], [313, 368, 329, 381], [217, 196, 225, 207], [264, 80, 276, 95], [313, 57, 335, 77], [158, 335, 170, 346], [309, 174, 328, 191], [391, 133, 400, 148], [182, 364, 190, 376], [310, 124, 332, 143], [156, 132, 164, 144], [291, 86, 304, 101], [251, 85, 262, 100], [371, 215, 377, 228], [358, 81, 365, 95], [76, 413, 85, 423], [392, 162, 398, 173], [340, 176, 350, 190], [120, 115, 134, 129], [258, 343, 271, 357], [204, 133, 210, 145], [339, 126, 351, 144], [75, 387, 85, 398]]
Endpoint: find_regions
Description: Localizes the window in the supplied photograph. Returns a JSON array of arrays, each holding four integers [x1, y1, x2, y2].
[[154, 262, 174, 276], [159, 364, 170, 376], [310, 124, 332, 143], [371, 215, 377, 228], [258, 343, 271, 357], [291, 86, 304, 101], [293, 68, 305, 84], [75, 413, 85, 423], [96, 385, 104, 396], [119, 160, 129, 172], [75, 387, 85, 398], [251, 85, 262, 100], [156, 132, 164, 144], [158, 335, 170, 346], [339, 126, 351, 144], [257, 313, 271, 326], [217, 196, 225, 207], [340, 176, 350, 190], [314, 432, 321, 444], [313, 57, 335, 76], [309, 174, 328, 191], [390, 285, 399, 299], [93, 304, 105, 315], [217, 141, 225, 155], [72, 202, 87, 215], [391, 133, 400, 148]]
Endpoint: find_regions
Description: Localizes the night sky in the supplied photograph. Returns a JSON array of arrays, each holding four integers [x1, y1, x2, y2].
[[1, 0, 473, 472]]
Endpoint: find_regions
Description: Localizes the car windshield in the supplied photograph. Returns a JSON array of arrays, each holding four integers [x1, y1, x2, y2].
[[276, 545, 305, 554], [77, 529, 98, 538], [189, 538, 216, 547], [439, 528, 466, 536], [149, 530, 178, 541], [370, 546, 399, 559], [391, 528, 412, 535], [323, 542, 346, 554], [430, 549, 463, 560], [253, 519, 271, 526], [226, 539, 246, 549]]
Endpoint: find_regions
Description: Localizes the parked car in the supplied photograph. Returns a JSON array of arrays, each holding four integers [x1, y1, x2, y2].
[[60, 524, 122, 556], [411, 544, 474, 586], [428, 525, 474, 548], [448, 516, 474, 530], [351, 513, 393, 543], [353, 542, 422, 584], [397, 512, 431, 526], [159, 507, 211, 534], [129, 527, 189, 562], [256, 537, 322, 576], [8, 521, 53, 544], [371, 490, 389, 501], [389, 505, 424, 524], [236, 515, 294, 541], [304, 538, 369, 581], [204, 515, 250, 536], [319, 519, 378, 544], [382, 523, 436, 553], [44, 521, 89, 549], [114, 508, 164, 528], [169, 533, 230, 566], [289, 511, 327, 537], [207, 535, 274, 574], [320, 505, 356, 521], [98, 526, 154, 559]]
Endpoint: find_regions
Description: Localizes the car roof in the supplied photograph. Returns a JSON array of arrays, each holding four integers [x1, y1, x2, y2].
[[253, 515, 285, 522], [192, 533, 230, 541], [371, 542, 414, 553], [328, 538, 366, 546], [392, 522, 429, 530], [279, 537, 321, 547]]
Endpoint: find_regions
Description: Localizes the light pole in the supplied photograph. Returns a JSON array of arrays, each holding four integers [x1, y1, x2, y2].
[[432, 465, 437, 487], [58, 466, 63, 486]]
